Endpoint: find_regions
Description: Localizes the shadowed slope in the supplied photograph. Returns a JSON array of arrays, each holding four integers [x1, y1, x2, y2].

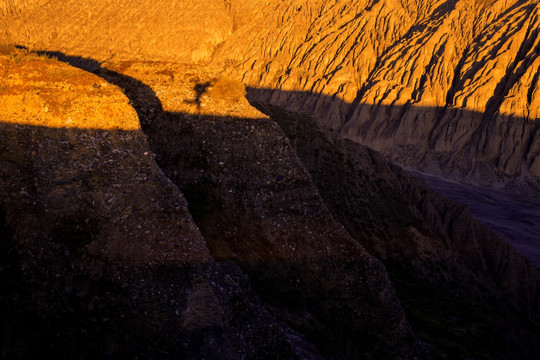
[[0, 47, 328, 360], [92, 57, 540, 359], [418, 173, 540, 266], [249, 87, 540, 265], [97, 60, 419, 359], [252, 102, 540, 359]]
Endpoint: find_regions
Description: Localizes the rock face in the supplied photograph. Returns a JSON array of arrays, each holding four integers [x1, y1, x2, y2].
[[3, 0, 539, 185], [216, 0, 540, 187]]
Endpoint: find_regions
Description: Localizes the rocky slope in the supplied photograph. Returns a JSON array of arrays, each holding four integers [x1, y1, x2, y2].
[[215, 0, 540, 187], [97, 61, 418, 358], [0, 47, 420, 358], [0, 46, 325, 359], [254, 102, 540, 359], [2, 1, 540, 358]]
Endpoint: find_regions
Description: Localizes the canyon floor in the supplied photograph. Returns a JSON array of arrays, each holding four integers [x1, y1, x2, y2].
[[419, 173, 540, 267]]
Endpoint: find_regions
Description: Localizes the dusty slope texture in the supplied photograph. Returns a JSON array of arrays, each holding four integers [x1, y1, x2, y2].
[[0, 47, 323, 359], [255, 103, 540, 359], [217, 0, 540, 186], [0, 0, 233, 63], [97, 61, 420, 358]]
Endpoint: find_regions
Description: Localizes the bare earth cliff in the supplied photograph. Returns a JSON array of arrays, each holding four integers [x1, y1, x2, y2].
[[1, 1, 540, 359], [217, 0, 540, 187]]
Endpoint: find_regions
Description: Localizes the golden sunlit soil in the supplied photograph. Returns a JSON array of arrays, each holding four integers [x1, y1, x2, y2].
[[0, 47, 139, 130], [103, 61, 258, 119], [0, 0, 233, 63]]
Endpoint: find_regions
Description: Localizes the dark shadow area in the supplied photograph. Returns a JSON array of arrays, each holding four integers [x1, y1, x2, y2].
[[247, 103, 540, 359], [92, 61, 540, 359], [0, 121, 315, 360], [3, 50, 540, 359], [0, 122, 196, 359], [245, 86, 540, 266], [417, 172, 540, 266]]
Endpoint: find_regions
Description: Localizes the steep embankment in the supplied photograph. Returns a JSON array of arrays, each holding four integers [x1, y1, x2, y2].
[[96, 61, 418, 358], [0, 46, 333, 359], [216, 0, 540, 187], [254, 103, 540, 359]]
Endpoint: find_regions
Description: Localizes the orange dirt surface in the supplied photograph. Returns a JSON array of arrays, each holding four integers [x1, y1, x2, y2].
[[103, 61, 260, 119], [0, 47, 139, 130]]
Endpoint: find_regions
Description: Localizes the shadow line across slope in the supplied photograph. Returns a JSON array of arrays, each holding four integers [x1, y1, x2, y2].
[[17, 51, 540, 359]]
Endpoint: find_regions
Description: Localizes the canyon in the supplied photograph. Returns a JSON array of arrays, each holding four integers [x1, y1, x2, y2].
[[1, 0, 540, 359]]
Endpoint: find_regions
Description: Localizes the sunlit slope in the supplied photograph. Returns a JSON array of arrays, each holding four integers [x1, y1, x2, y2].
[[2, 0, 538, 183], [0, 46, 139, 130], [0, 0, 233, 62], [218, 0, 540, 185]]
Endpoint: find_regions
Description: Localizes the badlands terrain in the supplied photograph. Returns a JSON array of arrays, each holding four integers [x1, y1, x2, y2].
[[1, 0, 540, 359]]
